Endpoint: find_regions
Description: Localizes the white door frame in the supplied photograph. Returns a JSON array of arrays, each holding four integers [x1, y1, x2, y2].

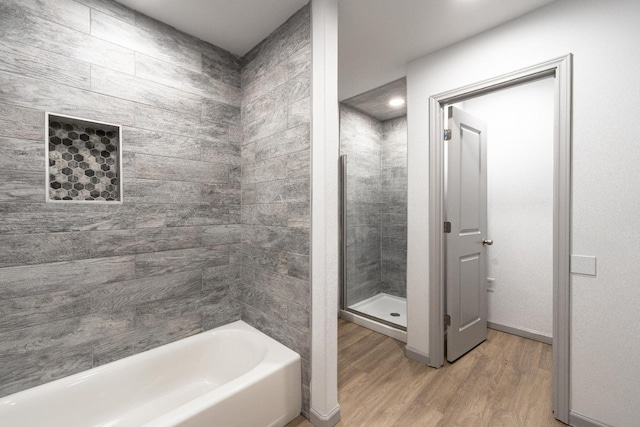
[[427, 54, 572, 423]]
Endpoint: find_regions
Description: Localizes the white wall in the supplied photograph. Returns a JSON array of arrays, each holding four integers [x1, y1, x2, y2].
[[459, 78, 554, 338], [407, 1, 640, 426]]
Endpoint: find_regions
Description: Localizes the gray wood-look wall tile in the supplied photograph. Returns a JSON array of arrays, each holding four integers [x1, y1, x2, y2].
[[287, 150, 310, 179], [241, 60, 288, 107], [0, 343, 92, 397], [230, 204, 241, 224], [0, 72, 136, 126], [134, 153, 229, 184], [288, 44, 311, 80], [238, 283, 288, 321], [0, 203, 135, 234], [203, 264, 241, 293], [0, 231, 91, 268], [91, 65, 203, 117], [241, 303, 309, 361], [287, 299, 310, 330], [0, 6, 135, 74], [242, 177, 309, 205], [199, 139, 241, 165], [0, 137, 44, 172], [133, 11, 240, 73], [287, 97, 311, 128], [125, 130, 237, 171], [202, 184, 241, 206], [134, 291, 229, 328], [202, 98, 241, 126], [90, 10, 202, 72], [126, 179, 203, 204], [242, 245, 309, 281], [202, 297, 240, 331], [93, 313, 202, 366], [91, 270, 202, 312], [0, 311, 134, 354], [242, 75, 309, 126], [2, 0, 90, 34], [243, 226, 309, 255], [243, 266, 310, 308], [134, 102, 228, 142], [242, 156, 287, 184], [202, 225, 242, 246], [0, 103, 43, 140], [135, 246, 228, 278], [0, 256, 135, 300], [240, 5, 310, 88], [90, 226, 201, 257], [243, 107, 287, 144], [203, 53, 241, 88], [287, 203, 310, 228], [122, 127, 200, 161], [245, 124, 310, 163], [135, 53, 231, 103], [241, 204, 288, 226], [0, 288, 91, 333], [0, 40, 91, 90], [76, 0, 136, 25], [135, 204, 229, 228]]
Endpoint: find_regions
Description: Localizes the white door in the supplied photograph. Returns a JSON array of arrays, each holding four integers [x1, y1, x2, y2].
[[446, 106, 489, 362]]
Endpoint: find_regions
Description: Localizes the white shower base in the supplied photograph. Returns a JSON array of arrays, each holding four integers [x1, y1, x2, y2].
[[350, 293, 407, 328], [341, 293, 407, 342]]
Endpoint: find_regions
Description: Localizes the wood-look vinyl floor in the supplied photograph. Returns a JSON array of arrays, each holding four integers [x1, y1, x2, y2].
[[287, 319, 565, 427]]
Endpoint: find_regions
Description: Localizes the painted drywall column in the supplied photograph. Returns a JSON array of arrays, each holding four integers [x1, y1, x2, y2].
[[0, 0, 242, 398], [310, 0, 340, 425], [339, 105, 382, 305], [406, 1, 640, 425]]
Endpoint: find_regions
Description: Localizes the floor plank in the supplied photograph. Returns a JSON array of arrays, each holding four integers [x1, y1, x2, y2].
[[286, 319, 564, 426]]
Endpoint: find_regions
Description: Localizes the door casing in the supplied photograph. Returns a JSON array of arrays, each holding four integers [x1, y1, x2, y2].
[[426, 54, 572, 423]]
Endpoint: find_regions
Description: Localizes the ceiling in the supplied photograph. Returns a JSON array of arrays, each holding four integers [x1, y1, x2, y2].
[[115, 0, 557, 98], [114, 0, 308, 57], [338, 0, 556, 100], [341, 78, 406, 122]]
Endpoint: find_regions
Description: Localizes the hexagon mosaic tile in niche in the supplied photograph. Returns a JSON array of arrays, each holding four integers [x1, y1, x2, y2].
[[47, 114, 122, 202]]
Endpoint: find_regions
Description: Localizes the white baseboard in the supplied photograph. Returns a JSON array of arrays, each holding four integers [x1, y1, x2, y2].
[[310, 405, 341, 427], [569, 411, 612, 427], [487, 321, 552, 345]]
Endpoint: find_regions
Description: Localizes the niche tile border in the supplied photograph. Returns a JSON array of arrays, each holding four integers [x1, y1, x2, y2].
[[45, 112, 123, 204]]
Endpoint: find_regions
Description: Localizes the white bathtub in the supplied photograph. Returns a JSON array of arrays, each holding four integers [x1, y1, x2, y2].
[[0, 320, 302, 427]]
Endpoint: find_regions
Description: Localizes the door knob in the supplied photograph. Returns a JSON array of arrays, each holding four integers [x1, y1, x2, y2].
[[482, 239, 493, 246]]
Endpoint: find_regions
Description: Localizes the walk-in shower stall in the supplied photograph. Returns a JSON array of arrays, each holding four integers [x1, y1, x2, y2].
[[339, 79, 408, 341]]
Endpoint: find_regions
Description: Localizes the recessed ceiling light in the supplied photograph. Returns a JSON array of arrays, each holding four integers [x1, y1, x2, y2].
[[389, 97, 405, 107]]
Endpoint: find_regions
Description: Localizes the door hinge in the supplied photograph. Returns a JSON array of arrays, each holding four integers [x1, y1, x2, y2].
[[444, 221, 451, 233], [444, 314, 451, 327], [444, 129, 452, 141]]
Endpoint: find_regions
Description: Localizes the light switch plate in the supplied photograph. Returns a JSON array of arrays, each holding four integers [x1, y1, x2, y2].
[[571, 255, 597, 276]]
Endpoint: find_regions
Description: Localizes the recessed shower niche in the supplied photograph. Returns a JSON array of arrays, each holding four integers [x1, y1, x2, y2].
[[46, 113, 122, 203]]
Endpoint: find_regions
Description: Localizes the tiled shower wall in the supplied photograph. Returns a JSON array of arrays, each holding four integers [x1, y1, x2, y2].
[[0, 0, 244, 398], [381, 117, 407, 298], [340, 106, 408, 303], [340, 105, 383, 305], [239, 4, 312, 414]]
